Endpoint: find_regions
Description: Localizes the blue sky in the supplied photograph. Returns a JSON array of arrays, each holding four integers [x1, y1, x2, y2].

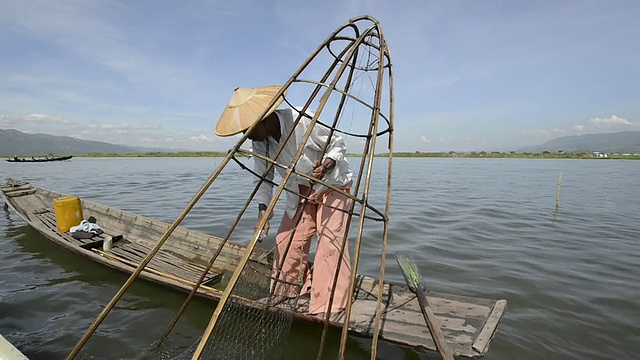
[[1, 1, 638, 152]]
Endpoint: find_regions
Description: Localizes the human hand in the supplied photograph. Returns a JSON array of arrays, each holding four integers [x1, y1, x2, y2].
[[312, 159, 335, 179], [312, 161, 326, 179]]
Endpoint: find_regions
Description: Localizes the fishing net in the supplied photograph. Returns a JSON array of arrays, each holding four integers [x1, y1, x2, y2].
[[129, 258, 301, 360], [183, 264, 300, 360]]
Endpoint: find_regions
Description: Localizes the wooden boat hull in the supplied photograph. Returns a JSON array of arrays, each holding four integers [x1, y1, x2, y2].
[[0, 333, 28, 360], [1, 180, 506, 358], [6, 155, 73, 163]]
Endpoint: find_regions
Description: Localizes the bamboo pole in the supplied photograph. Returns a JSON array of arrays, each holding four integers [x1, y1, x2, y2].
[[65, 153, 235, 360], [556, 172, 563, 212], [370, 31, 394, 360]]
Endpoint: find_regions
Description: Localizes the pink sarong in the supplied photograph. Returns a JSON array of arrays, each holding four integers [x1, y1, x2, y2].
[[271, 184, 352, 315]]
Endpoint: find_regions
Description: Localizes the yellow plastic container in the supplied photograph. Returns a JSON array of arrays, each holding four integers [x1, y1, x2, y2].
[[53, 196, 84, 232]]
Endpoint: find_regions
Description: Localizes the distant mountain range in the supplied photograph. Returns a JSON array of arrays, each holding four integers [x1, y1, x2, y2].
[[2, 128, 639, 155], [0, 128, 176, 155], [518, 131, 640, 153]]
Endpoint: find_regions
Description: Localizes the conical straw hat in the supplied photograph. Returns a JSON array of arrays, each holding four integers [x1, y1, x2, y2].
[[214, 85, 286, 137]]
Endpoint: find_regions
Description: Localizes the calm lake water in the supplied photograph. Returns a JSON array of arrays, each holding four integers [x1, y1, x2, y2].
[[1, 157, 639, 360]]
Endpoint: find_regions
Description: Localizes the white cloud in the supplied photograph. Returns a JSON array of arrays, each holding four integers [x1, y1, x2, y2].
[[87, 122, 161, 133], [588, 114, 633, 127], [568, 115, 638, 135], [190, 134, 212, 143], [0, 113, 72, 125], [420, 135, 429, 143]]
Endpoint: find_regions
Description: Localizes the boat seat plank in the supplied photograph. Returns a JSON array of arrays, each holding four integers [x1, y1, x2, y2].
[[0, 183, 31, 193], [3, 189, 37, 198]]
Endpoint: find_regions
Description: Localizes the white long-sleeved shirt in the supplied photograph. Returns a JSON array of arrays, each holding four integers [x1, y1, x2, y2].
[[253, 107, 352, 219]]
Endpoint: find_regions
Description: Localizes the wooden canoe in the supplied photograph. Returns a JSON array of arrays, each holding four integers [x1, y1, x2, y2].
[[1, 179, 507, 358], [5, 155, 73, 163]]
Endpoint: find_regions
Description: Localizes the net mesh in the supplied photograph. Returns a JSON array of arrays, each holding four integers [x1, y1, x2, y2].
[[176, 261, 300, 360]]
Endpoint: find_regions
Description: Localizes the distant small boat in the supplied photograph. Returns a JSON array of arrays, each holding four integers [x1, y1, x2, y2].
[[6, 155, 73, 163]]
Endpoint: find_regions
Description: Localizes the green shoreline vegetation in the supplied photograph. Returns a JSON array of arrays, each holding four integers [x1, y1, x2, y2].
[[4, 151, 640, 160]]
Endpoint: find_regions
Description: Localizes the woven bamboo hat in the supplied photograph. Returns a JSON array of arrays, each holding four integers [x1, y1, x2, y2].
[[214, 85, 287, 137]]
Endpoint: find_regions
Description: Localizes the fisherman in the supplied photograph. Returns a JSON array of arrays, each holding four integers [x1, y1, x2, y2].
[[214, 85, 353, 316]]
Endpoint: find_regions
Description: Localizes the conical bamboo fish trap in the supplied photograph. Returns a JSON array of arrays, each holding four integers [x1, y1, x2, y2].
[[66, 15, 394, 360], [189, 15, 395, 359]]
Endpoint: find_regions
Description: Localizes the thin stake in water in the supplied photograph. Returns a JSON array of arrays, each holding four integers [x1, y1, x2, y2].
[[554, 172, 562, 221]]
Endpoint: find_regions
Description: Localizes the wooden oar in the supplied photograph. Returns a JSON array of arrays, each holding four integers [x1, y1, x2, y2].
[[396, 253, 455, 360]]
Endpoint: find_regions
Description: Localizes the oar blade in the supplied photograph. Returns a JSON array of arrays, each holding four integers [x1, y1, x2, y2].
[[395, 253, 455, 360], [395, 253, 426, 293]]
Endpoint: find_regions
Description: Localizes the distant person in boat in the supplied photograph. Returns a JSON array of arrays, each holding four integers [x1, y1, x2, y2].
[[214, 85, 353, 316]]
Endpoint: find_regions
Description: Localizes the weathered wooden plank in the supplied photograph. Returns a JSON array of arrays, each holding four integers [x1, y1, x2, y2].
[[31, 209, 225, 286], [109, 245, 204, 284], [390, 290, 494, 319], [472, 299, 507, 354], [114, 242, 211, 279], [0, 184, 31, 192], [83, 203, 244, 271], [34, 213, 93, 246], [129, 241, 207, 273], [108, 238, 223, 285], [3, 189, 37, 198], [95, 249, 222, 291]]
